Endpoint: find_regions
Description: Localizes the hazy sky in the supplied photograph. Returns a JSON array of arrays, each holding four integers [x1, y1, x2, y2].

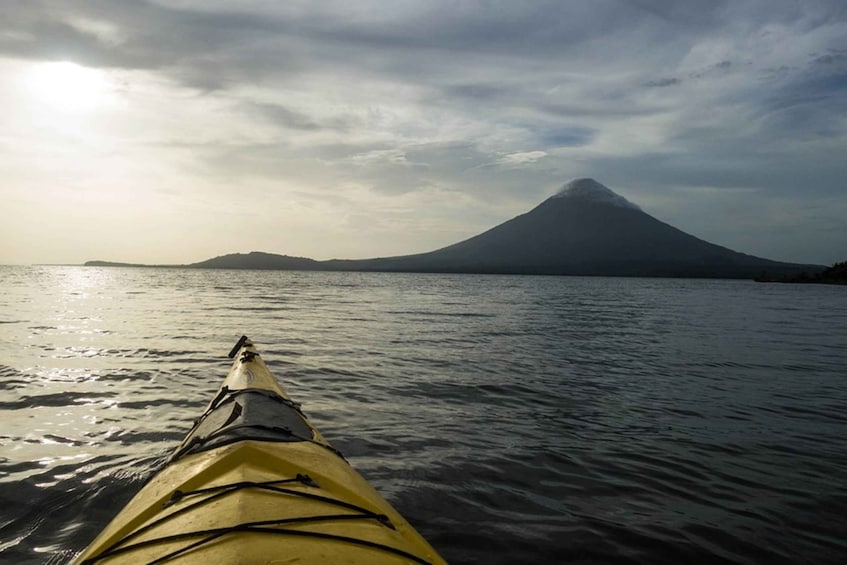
[[1, 1, 845, 265]]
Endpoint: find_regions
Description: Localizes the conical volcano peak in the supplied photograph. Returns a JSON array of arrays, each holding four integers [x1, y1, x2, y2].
[[552, 178, 641, 211]]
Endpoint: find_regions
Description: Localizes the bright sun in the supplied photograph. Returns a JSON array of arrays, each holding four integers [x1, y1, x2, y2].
[[26, 61, 111, 112]]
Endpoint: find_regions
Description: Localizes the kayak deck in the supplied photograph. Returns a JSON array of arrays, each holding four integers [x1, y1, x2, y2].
[[74, 337, 445, 564]]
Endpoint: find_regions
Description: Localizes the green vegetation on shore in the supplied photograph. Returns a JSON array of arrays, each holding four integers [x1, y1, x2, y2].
[[756, 261, 846, 285]]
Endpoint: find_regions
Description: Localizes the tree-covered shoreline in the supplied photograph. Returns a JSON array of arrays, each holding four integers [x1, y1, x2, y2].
[[756, 261, 846, 285]]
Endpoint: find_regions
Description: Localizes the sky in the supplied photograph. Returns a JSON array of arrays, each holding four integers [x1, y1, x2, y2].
[[1, 0, 845, 266]]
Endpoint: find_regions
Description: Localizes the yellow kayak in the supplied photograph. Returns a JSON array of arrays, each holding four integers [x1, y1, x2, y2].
[[74, 336, 446, 564]]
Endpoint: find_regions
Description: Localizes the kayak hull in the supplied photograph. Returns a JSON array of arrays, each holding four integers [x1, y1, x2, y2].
[[74, 338, 444, 564]]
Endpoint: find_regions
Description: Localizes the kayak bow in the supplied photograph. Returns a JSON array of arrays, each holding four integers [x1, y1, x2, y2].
[[74, 336, 445, 564]]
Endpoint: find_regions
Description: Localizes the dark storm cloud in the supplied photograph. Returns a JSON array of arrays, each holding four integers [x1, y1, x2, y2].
[[0, 1, 313, 91], [812, 48, 847, 65], [3, 1, 840, 120], [0, 1, 708, 93], [3, 1, 844, 79], [645, 77, 682, 88]]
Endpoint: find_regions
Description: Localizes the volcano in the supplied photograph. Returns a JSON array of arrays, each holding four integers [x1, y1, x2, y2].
[[328, 179, 819, 278]]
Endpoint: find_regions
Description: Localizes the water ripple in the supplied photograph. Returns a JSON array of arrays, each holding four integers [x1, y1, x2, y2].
[[0, 267, 846, 564]]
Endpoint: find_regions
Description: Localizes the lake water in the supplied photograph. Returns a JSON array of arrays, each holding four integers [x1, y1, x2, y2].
[[0, 266, 845, 564]]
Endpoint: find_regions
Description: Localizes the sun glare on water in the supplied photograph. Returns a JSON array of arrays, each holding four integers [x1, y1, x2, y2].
[[26, 61, 112, 112]]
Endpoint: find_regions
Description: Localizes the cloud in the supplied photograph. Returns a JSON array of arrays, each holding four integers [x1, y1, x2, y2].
[[496, 151, 548, 166], [1, 1, 847, 264], [645, 77, 682, 88], [811, 47, 847, 66]]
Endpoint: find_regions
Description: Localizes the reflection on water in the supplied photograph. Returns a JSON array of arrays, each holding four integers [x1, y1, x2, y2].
[[1, 266, 846, 564]]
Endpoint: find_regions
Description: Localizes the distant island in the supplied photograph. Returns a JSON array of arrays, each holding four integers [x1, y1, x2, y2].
[[86, 179, 827, 280], [85, 254, 318, 270], [85, 261, 161, 268]]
